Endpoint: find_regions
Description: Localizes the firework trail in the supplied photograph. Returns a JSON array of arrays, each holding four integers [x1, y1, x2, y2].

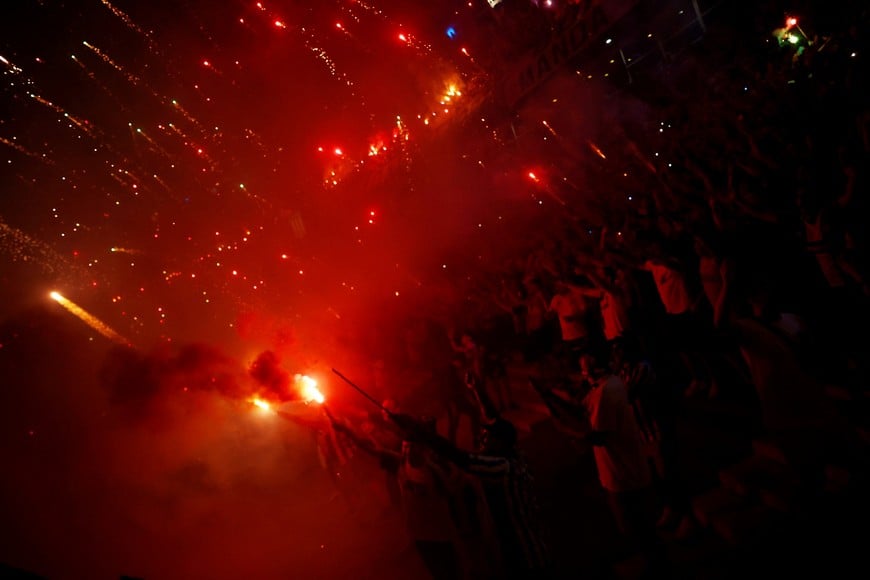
[[82, 41, 146, 87], [98, 0, 161, 55], [168, 99, 209, 135], [0, 136, 53, 164], [129, 125, 174, 161], [3, 55, 102, 143], [81, 41, 205, 136], [70, 54, 129, 113], [50, 291, 132, 346], [0, 219, 70, 275], [350, 0, 387, 20], [251, 3, 359, 93]]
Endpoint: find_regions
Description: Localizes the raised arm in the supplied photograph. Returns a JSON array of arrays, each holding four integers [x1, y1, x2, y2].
[[464, 371, 500, 423], [325, 410, 400, 467]]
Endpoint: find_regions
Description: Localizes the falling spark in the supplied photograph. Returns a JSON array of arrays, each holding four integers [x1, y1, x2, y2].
[[50, 291, 131, 346]]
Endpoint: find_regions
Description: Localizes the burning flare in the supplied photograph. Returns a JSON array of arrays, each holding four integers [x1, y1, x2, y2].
[[250, 397, 272, 412], [295, 374, 325, 404]]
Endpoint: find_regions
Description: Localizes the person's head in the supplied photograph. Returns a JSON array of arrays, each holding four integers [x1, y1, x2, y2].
[[479, 418, 518, 455], [578, 344, 611, 382], [566, 273, 592, 288], [523, 276, 540, 292], [418, 415, 438, 434], [746, 281, 776, 320]]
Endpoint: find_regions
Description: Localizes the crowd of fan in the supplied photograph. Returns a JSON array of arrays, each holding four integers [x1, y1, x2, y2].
[[316, 4, 869, 578]]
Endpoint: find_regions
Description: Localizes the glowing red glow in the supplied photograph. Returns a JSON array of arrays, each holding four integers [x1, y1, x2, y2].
[[274, 20, 285, 29], [398, 33, 407, 42], [786, 17, 798, 28]]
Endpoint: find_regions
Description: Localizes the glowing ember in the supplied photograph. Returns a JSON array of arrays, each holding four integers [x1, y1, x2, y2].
[[295, 374, 325, 404]]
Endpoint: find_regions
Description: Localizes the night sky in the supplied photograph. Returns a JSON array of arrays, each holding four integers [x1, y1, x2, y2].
[[1, 0, 508, 345], [0, 1, 669, 577]]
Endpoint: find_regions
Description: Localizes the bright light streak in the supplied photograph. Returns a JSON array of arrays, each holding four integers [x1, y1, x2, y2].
[[50, 291, 131, 346]]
